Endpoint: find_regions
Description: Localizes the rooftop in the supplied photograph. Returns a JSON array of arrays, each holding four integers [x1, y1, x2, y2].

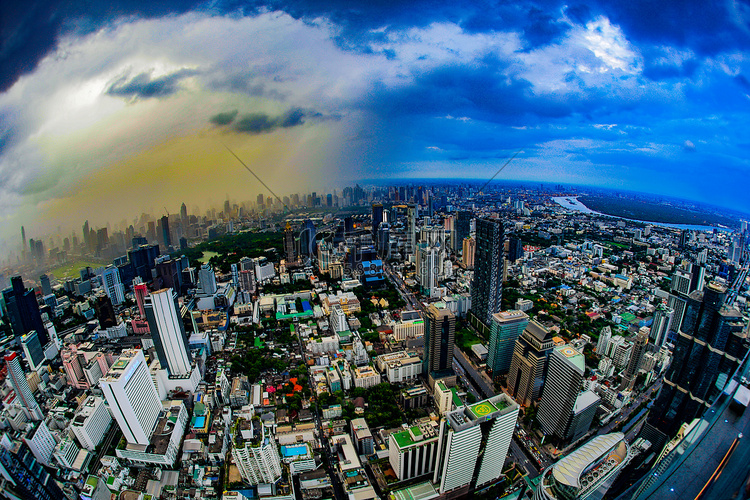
[[552, 432, 626, 488]]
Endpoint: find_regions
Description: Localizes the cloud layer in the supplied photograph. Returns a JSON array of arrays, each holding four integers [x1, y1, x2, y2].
[[1, 0, 750, 246]]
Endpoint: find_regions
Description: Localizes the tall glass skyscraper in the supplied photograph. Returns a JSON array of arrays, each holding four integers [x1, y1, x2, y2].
[[643, 282, 747, 448], [470, 217, 504, 330]]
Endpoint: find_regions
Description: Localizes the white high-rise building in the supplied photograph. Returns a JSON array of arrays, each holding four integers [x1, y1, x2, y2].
[[145, 289, 192, 377], [199, 264, 217, 295], [101, 266, 125, 306], [71, 396, 112, 451], [233, 418, 282, 485], [433, 394, 519, 495], [23, 420, 56, 466], [596, 326, 612, 356], [100, 349, 162, 446], [4, 352, 43, 421], [389, 421, 440, 481], [329, 304, 348, 333]]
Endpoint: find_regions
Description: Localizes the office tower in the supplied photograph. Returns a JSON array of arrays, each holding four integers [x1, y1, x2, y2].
[[508, 236, 524, 262], [417, 243, 441, 295], [0, 434, 65, 500], [198, 264, 217, 295], [462, 237, 475, 268], [145, 289, 192, 377], [407, 204, 417, 255], [71, 396, 112, 451], [534, 432, 630, 500], [623, 328, 649, 390], [4, 352, 43, 420], [2, 276, 48, 345], [471, 217, 504, 329], [233, 418, 282, 485], [671, 269, 691, 295], [649, 305, 673, 348], [423, 304, 455, 378], [488, 310, 529, 378], [644, 282, 747, 446], [128, 243, 160, 282], [100, 349, 162, 446], [94, 294, 116, 328], [453, 210, 472, 252], [20, 331, 45, 371], [101, 265, 125, 305], [156, 257, 183, 292], [538, 346, 600, 442], [371, 203, 384, 240], [508, 320, 554, 406], [389, 421, 440, 481], [39, 274, 51, 296], [299, 219, 317, 258], [433, 394, 519, 495], [83, 220, 90, 249], [377, 223, 391, 258], [133, 280, 148, 317], [284, 222, 295, 263], [596, 326, 612, 355], [23, 420, 56, 466], [160, 215, 171, 248], [20, 226, 26, 251]]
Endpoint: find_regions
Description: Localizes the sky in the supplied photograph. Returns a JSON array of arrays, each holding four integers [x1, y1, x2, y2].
[[2, 0, 750, 244]]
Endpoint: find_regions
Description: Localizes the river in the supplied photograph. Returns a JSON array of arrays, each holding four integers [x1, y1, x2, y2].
[[552, 196, 730, 232]]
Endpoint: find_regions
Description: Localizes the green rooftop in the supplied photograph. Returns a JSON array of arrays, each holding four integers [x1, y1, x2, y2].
[[392, 425, 430, 449], [467, 400, 500, 419], [450, 387, 463, 408]]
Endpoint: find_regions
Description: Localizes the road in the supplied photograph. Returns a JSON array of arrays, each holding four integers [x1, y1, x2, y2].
[[596, 376, 662, 437], [454, 349, 496, 399], [508, 436, 541, 479]]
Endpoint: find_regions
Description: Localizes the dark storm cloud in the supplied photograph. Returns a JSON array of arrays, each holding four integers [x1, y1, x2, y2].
[[106, 69, 198, 100], [209, 110, 239, 125], [212, 107, 318, 134], [5, 0, 750, 94], [0, 0, 208, 92]]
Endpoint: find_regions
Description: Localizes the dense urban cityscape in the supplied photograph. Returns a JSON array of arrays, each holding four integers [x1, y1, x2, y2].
[[0, 182, 747, 500]]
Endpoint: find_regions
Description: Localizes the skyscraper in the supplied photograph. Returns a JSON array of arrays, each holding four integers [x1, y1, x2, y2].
[[538, 346, 600, 442], [488, 310, 529, 378], [284, 222, 295, 263], [433, 394, 519, 495], [423, 304, 455, 379], [160, 215, 171, 249], [471, 217, 504, 330], [2, 276, 48, 345], [623, 327, 649, 390], [508, 320, 554, 406], [145, 289, 192, 377], [20, 331, 45, 372], [39, 274, 51, 296], [299, 219, 317, 257], [0, 434, 65, 500], [644, 282, 747, 446], [371, 203, 384, 240], [198, 264, 217, 295], [453, 210, 472, 253], [101, 265, 125, 305], [100, 349, 162, 446], [4, 352, 43, 421]]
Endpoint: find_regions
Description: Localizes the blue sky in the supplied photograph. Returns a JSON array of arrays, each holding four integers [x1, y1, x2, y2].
[[1, 0, 749, 240]]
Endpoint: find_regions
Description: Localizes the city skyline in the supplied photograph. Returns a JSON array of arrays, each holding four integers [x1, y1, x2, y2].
[[2, 0, 750, 245]]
